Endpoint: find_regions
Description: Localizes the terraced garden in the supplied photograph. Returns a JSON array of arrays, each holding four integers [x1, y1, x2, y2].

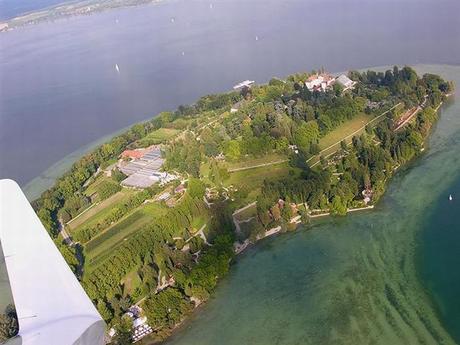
[[84, 202, 167, 272]]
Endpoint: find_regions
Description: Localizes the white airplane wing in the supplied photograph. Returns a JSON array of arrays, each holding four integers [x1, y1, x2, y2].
[[0, 179, 105, 345]]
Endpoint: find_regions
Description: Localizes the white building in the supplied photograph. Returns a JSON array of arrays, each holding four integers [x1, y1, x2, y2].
[[305, 73, 335, 92], [233, 80, 255, 90], [123, 306, 153, 343], [336, 74, 356, 90]]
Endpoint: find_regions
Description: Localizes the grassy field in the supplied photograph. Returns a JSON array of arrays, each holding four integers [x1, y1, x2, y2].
[[233, 203, 257, 221], [122, 270, 142, 297], [138, 128, 180, 146], [191, 216, 207, 232], [226, 162, 291, 187], [225, 162, 294, 204], [83, 174, 111, 199], [68, 189, 134, 231], [85, 203, 167, 271], [318, 113, 371, 150], [307, 113, 374, 167], [226, 153, 287, 171]]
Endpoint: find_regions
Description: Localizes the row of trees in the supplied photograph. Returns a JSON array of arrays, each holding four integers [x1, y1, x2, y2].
[[83, 190, 237, 341], [73, 188, 158, 243], [253, 68, 450, 224]]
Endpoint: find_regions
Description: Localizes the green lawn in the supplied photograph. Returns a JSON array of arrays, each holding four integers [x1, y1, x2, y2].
[[233, 203, 257, 221], [191, 216, 207, 232], [307, 113, 375, 167], [122, 269, 143, 297], [68, 189, 134, 231], [226, 153, 287, 171], [226, 162, 291, 186], [138, 128, 180, 146], [83, 174, 111, 199], [225, 162, 295, 204], [318, 113, 371, 150]]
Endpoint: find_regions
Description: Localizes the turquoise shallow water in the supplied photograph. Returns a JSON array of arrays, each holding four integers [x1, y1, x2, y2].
[[164, 65, 460, 345]]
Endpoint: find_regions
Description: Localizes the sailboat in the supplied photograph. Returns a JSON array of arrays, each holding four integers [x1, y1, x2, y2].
[[115, 64, 120, 73], [449, 194, 453, 201]]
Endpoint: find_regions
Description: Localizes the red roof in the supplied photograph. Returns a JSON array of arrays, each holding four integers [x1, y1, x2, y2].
[[121, 150, 145, 159]]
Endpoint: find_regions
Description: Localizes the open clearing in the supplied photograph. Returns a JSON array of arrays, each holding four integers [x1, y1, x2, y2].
[[68, 189, 133, 231], [226, 162, 291, 187], [226, 153, 287, 171], [226, 163, 294, 204], [318, 113, 371, 150], [138, 127, 180, 145], [308, 103, 402, 167], [233, 203, 257, 221], [83, 174, 111, 199]]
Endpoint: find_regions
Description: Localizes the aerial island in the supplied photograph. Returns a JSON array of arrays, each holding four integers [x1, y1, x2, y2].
[[0, 0, 162, 32], [27, 67, 452, 344]]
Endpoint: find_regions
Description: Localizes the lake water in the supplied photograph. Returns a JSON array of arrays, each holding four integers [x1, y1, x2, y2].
[[0, 0, 459, 342], [0, 0, 76, 20], [165, 64, 460, 345], [1, 0, 459, 197]]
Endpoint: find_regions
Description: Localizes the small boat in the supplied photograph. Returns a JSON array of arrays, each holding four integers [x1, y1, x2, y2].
[[115, 64, 120, 73], [449, 194, 453, 201], [255, 36, 259, 41]]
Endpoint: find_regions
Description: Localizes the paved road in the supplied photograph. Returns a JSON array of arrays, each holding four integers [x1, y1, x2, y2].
[[58, 218, 74, 246]]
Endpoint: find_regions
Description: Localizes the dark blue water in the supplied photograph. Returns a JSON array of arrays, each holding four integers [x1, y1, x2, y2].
[[0, 0, 75, 20], [1, 0, 460, 188]]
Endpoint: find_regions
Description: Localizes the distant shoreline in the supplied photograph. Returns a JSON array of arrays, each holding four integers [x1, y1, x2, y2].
[[0, 0, 163, 32]]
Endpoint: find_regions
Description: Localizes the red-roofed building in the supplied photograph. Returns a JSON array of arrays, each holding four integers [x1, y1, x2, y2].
[[305, 73, 335, 92], [121, 149, 145, 159]]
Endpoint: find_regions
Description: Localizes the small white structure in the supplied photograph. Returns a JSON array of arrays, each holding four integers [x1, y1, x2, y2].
[[233, 80, 255, 90], [121, 171, 178, 188], [336, 74, 356, 90], [230, 100, 245, 113], [124, 306, 153, 343]]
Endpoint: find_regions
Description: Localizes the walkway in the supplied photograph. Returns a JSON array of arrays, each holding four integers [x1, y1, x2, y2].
[[228, 160, 288, 173], [308, 103, 402, 168], [58, 218, 74, 246]]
